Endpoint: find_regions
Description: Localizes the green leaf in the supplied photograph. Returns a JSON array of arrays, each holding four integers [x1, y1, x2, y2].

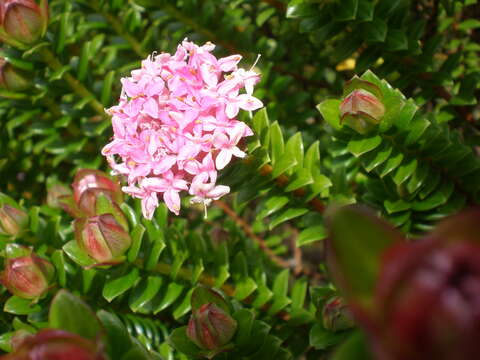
[[97, 311, 134, 360], [364, 19, 387, 42], [271, 154, 298, 178], [233, 309, 255, 349], [318, 99, 342, 130], [103, 268, 140, 302], [412, 181, 454, 211], [333, 0, 358, 21], [257, 195, 289, 219], [62, 240, 95, 268], [310, 324, 349, 350], [129, 276, 163, 312], [269, 121, 285, 166], [4, 296, 41, 315], [291, 278, 308, 309], [297, 225, 327, 246], [154, 282, 184, 313], [51, 250, 67, 287], [168, 326, 201, 357], [286, 0, 317, 18], [285, 168, 314, 191], [256, 8, 276, 26], [191, 285, 229, 313], [49, 290, 103, 340], [269, 207, 308, 230], [379, 152, 404, 177], [127, 224, 145, 262], [285, 132, 304, 171], [392, 159, 418, 186], [348, 136, 382, 157]]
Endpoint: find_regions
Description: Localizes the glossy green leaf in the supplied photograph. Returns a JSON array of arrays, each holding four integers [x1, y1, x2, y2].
[[103, 268, 140, 302], [49, 290, 102, 340]]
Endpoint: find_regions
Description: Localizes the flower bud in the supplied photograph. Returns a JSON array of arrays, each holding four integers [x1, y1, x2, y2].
[[376, 238, 480, 360], [0, 57, 31, 91], [0, 253, 54, 299], [340, 79, 385, 134], [46, 183, 71, 208], [321, 296, 355, 332], [74, 214, 131, 264], [0, 204, 28, 237], [0, 0, 48, 46], [186, 303, 237, 351], [0, 329, 106, 360], [71, 169, 123, 217]]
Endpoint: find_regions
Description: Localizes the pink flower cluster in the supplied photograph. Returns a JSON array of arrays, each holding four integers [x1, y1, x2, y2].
[[102, 40, 263, 219]]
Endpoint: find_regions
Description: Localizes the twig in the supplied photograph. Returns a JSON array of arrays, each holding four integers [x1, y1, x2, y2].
[[290, 228, 303, 276], [213, 199, 291, 268]]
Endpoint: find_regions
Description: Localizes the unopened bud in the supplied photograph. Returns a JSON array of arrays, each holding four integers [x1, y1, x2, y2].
[[0, 253, 54, 299], [0, 204, 28, 237], [46, 183, 72, 208], [1, 329, 106, 360], [322, 296, 355, 332], [340, 78, 385, 134], [186, 303, 237, 351], [0, 0, 48, 46], [72, 169, 123, 217], [0, 57, 31, 91], [74, 214, 131, 264]]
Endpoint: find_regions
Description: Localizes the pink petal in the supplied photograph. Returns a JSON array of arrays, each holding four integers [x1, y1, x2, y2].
[[141, 193, 158, 220], [225, 102, 239, 119], [153, 156, 176, 175], [232, 146, 246, 158], [229, 122, 246, 145], [218, 55, 242, 72], [164, 189, 181, 215], [207, 185, 230, 199], [121, 78, 143, 97], [216, 149, 233, 170], [200, 63, 219, 88], [236, 94, 263, 111], [213, 133, 229, 149], [145, 79, 164, 96], [142, 177, 169, 192], [142, 98, 159, 118]]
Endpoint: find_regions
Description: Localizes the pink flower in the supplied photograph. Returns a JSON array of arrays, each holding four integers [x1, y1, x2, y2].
[[189, 178, 230, 218], [213, 123, 249, 170], [102, 40, 263, 218]]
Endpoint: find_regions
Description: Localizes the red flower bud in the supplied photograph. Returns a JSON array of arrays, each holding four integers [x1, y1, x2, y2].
[[69, 169, 123, 217], [74, 214, 131, 264], [322, 296, 355, 332], [328, 207, 480, 360], [375, 237, 480, 360], [340, 86, 385, 134], [0, 253, 54, 299], [0, 0, 48, 46], [0, 57, 31, 91], [186, 303, 237, 351], [0, 204, 28, 237], [0, 329, 106, 360], [46, 183, 72, 208]]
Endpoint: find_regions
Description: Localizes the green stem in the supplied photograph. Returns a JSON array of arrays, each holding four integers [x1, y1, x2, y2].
[[39, 47, 106, 117]]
